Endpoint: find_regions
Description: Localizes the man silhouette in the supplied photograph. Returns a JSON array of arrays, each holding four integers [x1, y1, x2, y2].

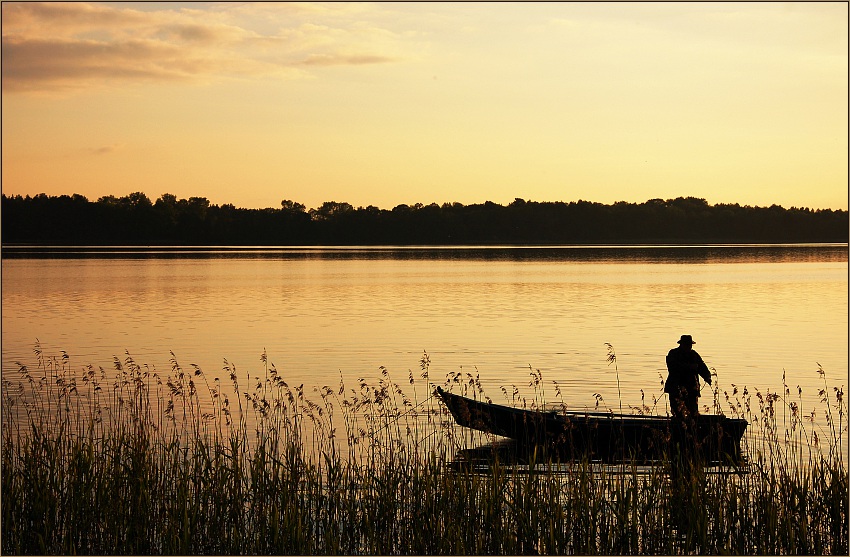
[[664, 335, 712, 419], [664, 334, 713, 534]]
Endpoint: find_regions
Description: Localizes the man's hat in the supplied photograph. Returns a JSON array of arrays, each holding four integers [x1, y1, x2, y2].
[[677, 335, 695, 345]]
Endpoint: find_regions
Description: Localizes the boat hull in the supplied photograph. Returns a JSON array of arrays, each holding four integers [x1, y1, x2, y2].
[[435, 387, 747, 465]]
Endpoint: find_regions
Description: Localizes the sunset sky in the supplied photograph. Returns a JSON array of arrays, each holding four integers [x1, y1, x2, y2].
[[2, 1, 847, 211]]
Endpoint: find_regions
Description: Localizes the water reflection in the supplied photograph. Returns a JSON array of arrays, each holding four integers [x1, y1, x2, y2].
[[3, 243, 847, 264], [3, 243, 846, 437]]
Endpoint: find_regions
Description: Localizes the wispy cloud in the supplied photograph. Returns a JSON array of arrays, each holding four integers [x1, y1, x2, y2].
[[88, 143, 124, 155], [299, 53, 396, 67], [3, 36, 206, 89], [2, 2, 408, 94]]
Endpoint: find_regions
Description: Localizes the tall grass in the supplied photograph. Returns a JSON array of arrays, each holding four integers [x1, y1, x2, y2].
[[2, 345, 847, 555]]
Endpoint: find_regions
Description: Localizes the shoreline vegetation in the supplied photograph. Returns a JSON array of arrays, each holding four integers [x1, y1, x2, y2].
[[2, 193, 848, 246], [2, 346, 847, 555]]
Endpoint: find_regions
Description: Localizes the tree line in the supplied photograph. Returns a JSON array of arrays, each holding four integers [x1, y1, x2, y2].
[[2, 192, 847, 245]]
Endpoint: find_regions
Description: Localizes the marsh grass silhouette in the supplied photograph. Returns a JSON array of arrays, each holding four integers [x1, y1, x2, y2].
[[2, 343, 847, 554]]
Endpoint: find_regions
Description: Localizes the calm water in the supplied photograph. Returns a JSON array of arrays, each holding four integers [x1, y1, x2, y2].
[[2, 245, 847, 417]]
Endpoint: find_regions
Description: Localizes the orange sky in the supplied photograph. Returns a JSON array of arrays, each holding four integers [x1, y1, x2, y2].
[[2, 2, 847, 211]]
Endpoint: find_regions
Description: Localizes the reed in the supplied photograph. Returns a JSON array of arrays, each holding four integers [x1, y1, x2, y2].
[[2, 345, 847, 555]]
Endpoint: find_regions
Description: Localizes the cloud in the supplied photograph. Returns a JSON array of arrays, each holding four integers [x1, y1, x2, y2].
[[299, 53, 397, 67], [89, 143, 124, 155], [1, 1, 150, 37], [1, 2, 408, 94], [2, 36, 201, 91]]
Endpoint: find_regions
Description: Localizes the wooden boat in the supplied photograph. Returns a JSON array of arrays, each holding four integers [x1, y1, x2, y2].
[[435, 386, 748, 465]]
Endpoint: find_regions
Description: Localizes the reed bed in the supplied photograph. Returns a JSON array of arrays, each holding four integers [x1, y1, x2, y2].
[[2, 345, 847, 555]]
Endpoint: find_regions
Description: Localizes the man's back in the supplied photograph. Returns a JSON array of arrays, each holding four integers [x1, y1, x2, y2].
[[665, 346, 710, 394]]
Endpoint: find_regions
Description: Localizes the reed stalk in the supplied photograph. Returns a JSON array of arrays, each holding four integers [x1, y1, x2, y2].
[[2, 345, 847, 555]]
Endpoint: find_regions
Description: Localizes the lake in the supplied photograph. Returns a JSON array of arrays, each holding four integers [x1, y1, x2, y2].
[[2, 244, 847, 421]]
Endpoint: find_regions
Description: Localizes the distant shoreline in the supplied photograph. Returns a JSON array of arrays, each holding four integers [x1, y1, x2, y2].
[[3, 243, 847, 264], [3, 193, 847, 245], [2, 242, 848, 249]]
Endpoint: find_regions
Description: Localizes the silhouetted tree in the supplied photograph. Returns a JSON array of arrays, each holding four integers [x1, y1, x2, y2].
[[2, 193, 847, 246], [281, 199, 306, 213]]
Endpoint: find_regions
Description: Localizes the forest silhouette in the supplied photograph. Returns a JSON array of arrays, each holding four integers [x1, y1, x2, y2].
[[2, 192, 847, 245]]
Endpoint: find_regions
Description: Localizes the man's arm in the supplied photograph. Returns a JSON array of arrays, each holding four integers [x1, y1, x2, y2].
[[664, 350, 677, 393], [696, 355, 712, 385]]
